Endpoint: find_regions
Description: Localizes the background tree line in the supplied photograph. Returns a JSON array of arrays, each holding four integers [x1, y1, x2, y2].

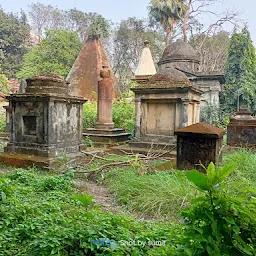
[[0, 1, 255, 114]]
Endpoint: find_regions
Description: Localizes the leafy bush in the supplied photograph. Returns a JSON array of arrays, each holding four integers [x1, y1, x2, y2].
[[200, 104, 230, 130], [0, 114, 6, 132], [181, 162, 256, 255], [83, 101, 97, 128], [83, 94, 135, 134]]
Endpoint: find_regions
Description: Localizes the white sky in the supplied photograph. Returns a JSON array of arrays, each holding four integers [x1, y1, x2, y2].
[[0, 0, 255, 43]]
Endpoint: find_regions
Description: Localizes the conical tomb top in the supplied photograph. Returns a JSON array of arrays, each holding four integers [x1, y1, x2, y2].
[[135, 41, 156, 78], [67, 39, 119, 101]]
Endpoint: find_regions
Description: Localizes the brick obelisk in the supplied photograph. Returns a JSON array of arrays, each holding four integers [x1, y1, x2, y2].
[[95, 64, 114, 129]]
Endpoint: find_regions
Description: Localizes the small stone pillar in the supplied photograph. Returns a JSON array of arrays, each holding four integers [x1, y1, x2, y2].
[[95, 65, 114, 129], [175, 122, 225, 171], [3, 105, 11, 132], [227, 105, 256, 147]]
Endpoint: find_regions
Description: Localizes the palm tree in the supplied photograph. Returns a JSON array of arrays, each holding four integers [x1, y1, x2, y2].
[[149, 0, 187, 46]]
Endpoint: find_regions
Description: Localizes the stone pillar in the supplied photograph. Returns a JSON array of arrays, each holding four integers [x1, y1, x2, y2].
[[181, 99, 189, 128], [196, 102, 200, 123], [3, 105, 11, 132], [134, 98, 141, 138], [95, 65, 114, 129]]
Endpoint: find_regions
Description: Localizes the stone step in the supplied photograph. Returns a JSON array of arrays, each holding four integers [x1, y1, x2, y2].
[[83, 128, 127, 135], [129, 141, 176, 150], [0, 132, 9, 141], [110, 144, 176, 158], [83, 132, 131, 138]]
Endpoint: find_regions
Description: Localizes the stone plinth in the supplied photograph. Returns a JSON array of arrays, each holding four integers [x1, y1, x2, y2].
[[83, 128, 130, 147], [175, 122, 225, 171], [4, 74, 86, 159], [131, 67, 202, 145], [227, 105, 256, 147]]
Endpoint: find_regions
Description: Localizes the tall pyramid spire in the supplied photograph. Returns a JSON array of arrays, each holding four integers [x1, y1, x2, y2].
[[67, 39, 119, 101], [135, 40, 156, 79]]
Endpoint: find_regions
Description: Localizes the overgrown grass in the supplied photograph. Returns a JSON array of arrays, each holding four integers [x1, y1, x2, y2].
[[222, 149, 256, 196], [105, 149, 256, 221], [0, 167, 182, 255], [107, 168, 198, 221]]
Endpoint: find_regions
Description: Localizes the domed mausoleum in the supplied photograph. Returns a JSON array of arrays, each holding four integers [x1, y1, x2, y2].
[[158, 39, 224, 108], [158, 39, 200, 73]]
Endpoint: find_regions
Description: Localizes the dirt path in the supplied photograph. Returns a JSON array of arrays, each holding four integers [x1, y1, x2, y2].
[[75, 178, 121, 213]]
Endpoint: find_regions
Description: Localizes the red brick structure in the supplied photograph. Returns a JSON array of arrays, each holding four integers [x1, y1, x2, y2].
[[67, 39, 119, 101], [95, 65, 114, 129]]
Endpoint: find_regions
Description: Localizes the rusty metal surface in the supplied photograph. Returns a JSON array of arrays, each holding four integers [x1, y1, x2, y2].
[[175, 122, 226, 138], [176, 135, 222, 171]]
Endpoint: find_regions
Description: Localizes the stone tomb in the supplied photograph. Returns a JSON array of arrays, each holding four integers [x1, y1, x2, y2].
[[175, 122, 225, 171], [227, 105, 256, 147], [131, 67, 202, 145], [4, 74, 86, 163]]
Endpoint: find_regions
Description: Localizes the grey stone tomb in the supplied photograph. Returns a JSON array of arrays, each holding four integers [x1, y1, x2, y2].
[[5, 74, 86, 158]]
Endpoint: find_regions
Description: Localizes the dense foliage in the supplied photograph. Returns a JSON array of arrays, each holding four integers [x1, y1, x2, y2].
[[0, 167, 182, 255], [83, 96, 135, 134], [0, 149, 256, 255], [17, 30, 82, 79], [0, 8, 30, 78], [221, 27, 256, 114], [0, 67, 10, 94]]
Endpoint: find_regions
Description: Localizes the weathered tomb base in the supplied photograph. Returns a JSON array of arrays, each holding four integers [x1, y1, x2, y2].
[[227, 105, 256, 148], [0, 152, 58, 169], [83, 128, 131, 147], [0, 151, 91, 169]]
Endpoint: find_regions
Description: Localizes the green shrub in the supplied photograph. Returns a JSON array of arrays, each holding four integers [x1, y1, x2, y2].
[[0, 114, 6, 132], [181, 162, 256, 255], [200, 104, 230, 130], [83, 101, 97, 128], [83, 94, 135, 134]]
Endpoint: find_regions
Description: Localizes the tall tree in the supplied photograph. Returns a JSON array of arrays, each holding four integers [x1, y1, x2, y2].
[[221, 27, 256, 113], [17, 30, 82, 80], [108, 17, 164, 92], [148, 0, 187, 46], [0, 8, 30, 78], [28, 4, 111, 42]]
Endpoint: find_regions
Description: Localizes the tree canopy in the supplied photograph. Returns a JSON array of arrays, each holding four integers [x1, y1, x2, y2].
[[221, 27, 256, 113], [17, 30, 82, 80], [149, 0, 187, 45], [0, 8, 30, 78]]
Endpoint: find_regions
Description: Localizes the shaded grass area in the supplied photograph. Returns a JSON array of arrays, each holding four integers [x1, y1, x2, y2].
[[0, 167, 182, 255]]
